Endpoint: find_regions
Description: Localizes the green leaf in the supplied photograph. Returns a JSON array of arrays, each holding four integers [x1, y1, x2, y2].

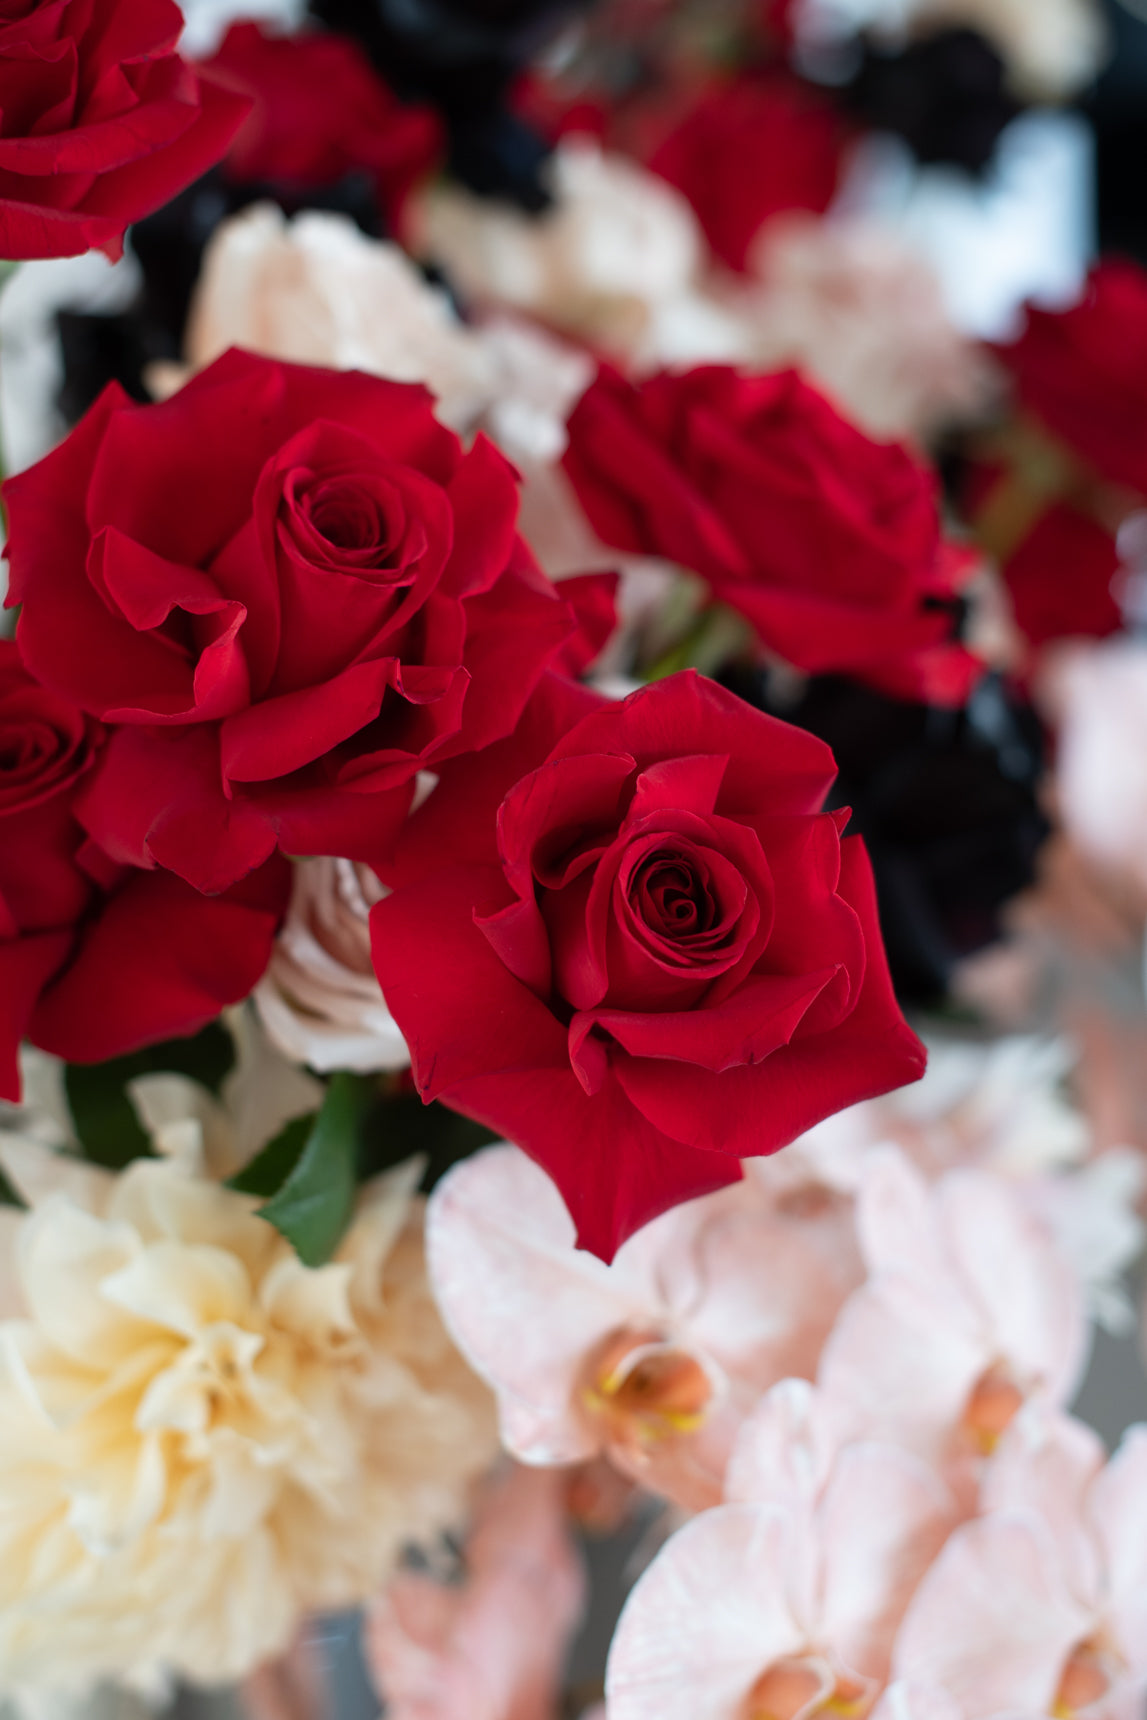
[[227, 1112, 316, 1197], [65, 1021, 236, 1169], [250, 1073, 371, 1267], [356, 1090, 499, 1193]]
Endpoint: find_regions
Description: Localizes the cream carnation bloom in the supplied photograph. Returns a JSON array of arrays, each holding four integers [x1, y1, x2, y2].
[[151, 203, 499, 433], [409, 138, 752, 371], [253, 857, 409, 1075], [0, 1136, 496, 1695]]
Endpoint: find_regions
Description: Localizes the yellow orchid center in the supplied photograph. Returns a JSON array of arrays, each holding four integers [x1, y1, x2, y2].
[[582, 1328, 713, 1445], [962, 1364, 1026, 1455], [1052, 1642, 1118, 1717]]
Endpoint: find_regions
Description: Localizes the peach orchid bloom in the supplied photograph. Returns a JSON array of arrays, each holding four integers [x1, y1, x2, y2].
[[365, 1461, 585, 1720], [605, 1378, 954, 1720], [818, 1148, 1088, 1478], [426, 1145, 861, 1511], [893, 1404, 1147, 1719]]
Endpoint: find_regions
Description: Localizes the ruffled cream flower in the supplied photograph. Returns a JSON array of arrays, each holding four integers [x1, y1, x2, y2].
[[410, 138, 752, 370], [0, 1118, 496, 1695], [150, 203, 499, 433], [253, 857, 409, 1075]]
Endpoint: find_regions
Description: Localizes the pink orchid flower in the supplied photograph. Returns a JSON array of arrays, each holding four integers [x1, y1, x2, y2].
[[605, 1379, 954, 1720], [818, 1148, 1088, 1476], [893, 1405, 1147, 1719], [364, 1461, 586, 1720], [426, 1145, 861, 1510]]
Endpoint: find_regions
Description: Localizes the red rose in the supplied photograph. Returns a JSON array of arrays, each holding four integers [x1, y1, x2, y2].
[[649, 74, 848, 273], [996, 262, 1147, 497], [0, 0, 250, 261], [371, 670, 925, 1259], [5, 349, 576, 896], [0, 641, 286, 1097], [203, 22, 442, 232], [563, 365, 981, 706]]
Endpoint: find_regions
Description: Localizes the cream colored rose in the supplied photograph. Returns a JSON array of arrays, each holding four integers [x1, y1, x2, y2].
[[253, 857, 409, 1075], [154, 203, 499, 433], [740, 216, 996, 441], [0, 1143, 496, 1695], [410, 138, 752, 370]]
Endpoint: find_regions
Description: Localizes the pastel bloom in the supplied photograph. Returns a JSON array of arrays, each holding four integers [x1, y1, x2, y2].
[[1048, 640, 1147, 901], [365, 1461, 586, 1720], [254, 857, 409, 1074], [818, 1148, 1088, 1471], [742, 218, 996, 443], [0, 1141, 496, 1692], [894, 1405, 1147, 1717], [426, 1145, 861, 1510], [606, 1379, 953, 1719], [410, 139, 751, 371], [168, 204, 499, 434]]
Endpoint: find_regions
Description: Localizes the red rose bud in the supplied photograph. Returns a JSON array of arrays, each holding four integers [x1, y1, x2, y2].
[[0, 0, 250, 261], [564, 365, 982, 708], [371, 670, 926, 1261], [3, 350, 578, 896]]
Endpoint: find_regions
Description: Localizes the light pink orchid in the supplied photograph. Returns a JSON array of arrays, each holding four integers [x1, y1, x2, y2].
[[893, 1405, 1147, 1719], [606, 1379, 954, 1720], [364, 1461, 586, 1720], [426, 1145, 861, 1510], [818, 1148, 1088, 1476]]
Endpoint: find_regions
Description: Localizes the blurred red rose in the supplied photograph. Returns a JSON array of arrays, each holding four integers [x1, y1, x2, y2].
[[4, 350, 576, 895], [371, 670, 925, 1259], [0, 641, 286, 1098], [649, 74, 849, 272], [0, 0, 250, 260], [996, 262, 1147, 497], [203, 21, 442, 231], [564, 365, 981, 706]]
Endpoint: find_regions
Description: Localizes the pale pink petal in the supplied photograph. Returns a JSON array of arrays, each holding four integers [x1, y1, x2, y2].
[[426, 1147, 641, 1464], [1088, 1425, 1147, 1669], [606, 1504, 805, 1720], [893, 1515, 1091, 1717], [365, 1463, 586, 1720], [871, 1681, 966, 1720], [854, 1150, 952, 1288], [939, 1173, 1088, 1407], [818, 1443, 955, 1679], [725, 1378, 842, 1511], [817, 1277, 984, 1458], [982, 1406, 1105, 1606]]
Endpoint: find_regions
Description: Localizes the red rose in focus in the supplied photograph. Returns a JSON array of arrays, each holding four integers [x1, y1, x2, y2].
[[0, 641, 286, 1098], [0, 0, 250, 261], [564, 365, 981, 706], [371, 670, 925, 1259], [203, 22, 442, 232], [649, 75, 848, 273], [996, 262, 1147, 497], [5, 349, 576, 895]]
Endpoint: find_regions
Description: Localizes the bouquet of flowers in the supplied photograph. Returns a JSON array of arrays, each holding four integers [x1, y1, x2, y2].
[[1, 0, 1146, 1716]]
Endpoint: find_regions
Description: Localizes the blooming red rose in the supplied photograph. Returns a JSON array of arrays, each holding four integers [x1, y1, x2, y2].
[[649, 74, 849, 273], [203, 22, 442, 232], [371, 670, 925, 1259], [0, 0, 250, 261], [5, 348, 576, 896], [563, 365, 981, 707], [996, 262, 1147, 497], [0, 640, 287, 1098]]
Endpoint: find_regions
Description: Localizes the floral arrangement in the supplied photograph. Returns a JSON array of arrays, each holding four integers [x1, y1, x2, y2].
[[1, 0, 1146, 1717]]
